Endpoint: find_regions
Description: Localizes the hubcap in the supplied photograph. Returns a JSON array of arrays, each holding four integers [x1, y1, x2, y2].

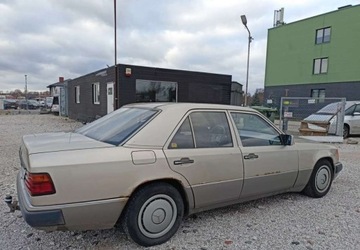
[[315, 165, 331, 193], [138, 194, 177, 238]]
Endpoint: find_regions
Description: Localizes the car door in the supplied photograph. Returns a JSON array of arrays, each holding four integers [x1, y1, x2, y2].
[[347, 104, 360, 134], [230, 112, 299, 198], [163, 110, 244, 209]]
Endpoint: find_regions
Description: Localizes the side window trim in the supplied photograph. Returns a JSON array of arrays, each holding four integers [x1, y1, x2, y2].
[[188, 115, 197, 148], [167, 109, 234, 149], [229, 111, 282, 147]]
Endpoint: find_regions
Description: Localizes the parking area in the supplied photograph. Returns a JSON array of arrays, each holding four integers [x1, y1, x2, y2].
[[0, 113, 359, 249]]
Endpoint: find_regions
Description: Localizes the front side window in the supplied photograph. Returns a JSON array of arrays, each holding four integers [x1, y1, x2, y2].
[[345, 105, 355, 115], [92, 83, 100, 104], [313, 58, 328, 74], [76, 107, 157, 145], [231, 112, 281, 147], [316, 27, 331, 44], [354, 105, 360, 113], [169, 111, 233, 149]]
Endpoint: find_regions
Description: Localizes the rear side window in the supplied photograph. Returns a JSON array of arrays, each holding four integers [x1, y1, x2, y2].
[[169, 117, 194, 149], [169, 111, 233, 149]]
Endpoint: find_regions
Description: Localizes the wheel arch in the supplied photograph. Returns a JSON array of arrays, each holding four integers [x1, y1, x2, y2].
[[315, 157, 335, 179], [117, 178, 191, 224]]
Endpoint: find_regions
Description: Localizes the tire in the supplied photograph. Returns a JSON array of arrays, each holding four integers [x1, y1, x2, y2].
[[122, 183, 184, 247], [303, 159, 333, 198], [343, 125, 349, 139]]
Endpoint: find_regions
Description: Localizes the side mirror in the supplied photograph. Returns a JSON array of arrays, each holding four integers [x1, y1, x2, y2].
[[353, 112, 360, 116], [279, 134, 294, 146]]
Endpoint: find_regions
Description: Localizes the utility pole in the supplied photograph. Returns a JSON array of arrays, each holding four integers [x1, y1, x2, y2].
[[113, 0, 119, 110]]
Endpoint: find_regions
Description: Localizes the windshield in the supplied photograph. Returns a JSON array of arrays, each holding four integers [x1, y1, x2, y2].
[[316, 101, 355, 114], [76, 107, 158, 145]]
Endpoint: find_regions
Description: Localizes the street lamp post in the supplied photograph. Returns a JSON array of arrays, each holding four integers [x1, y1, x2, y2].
[[24, 75, 28, 110], [241, 15, 253, 106]]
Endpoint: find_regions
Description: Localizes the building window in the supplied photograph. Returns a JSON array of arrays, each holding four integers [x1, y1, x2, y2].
[[311, 89, 325, 103], [316, 27, 331, 44], [75, 86, 80, 103], [136, 79, 177, 102], [313, 58, 328, 74], [92, 83, 100, 104]]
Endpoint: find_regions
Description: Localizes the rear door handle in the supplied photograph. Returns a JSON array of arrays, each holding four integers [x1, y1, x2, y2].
[[244, 153, 259, 160], [174, 157, 194, 165]]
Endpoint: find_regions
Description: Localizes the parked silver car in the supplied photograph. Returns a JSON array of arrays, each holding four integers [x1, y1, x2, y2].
[[304, 101, 360, 138], [15, 103, 343, 246]]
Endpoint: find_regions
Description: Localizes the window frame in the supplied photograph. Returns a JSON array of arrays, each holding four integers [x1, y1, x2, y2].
[[310, 89, 326, 103], [167, 110, 234, 149], [229, 111, 282, 147], [92, 82, 100, 104], [313, 57, 328, 75], [75, 86, 80, 104], [315, 27, 331, 44], [135, 79, 178, 103]]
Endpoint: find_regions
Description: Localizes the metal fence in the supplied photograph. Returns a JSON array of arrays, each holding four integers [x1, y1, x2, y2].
[[279, 97, 346, 137]]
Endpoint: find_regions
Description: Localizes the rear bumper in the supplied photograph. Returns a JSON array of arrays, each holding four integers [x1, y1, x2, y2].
[[17, 173, 65, 229], [17, 172, 128, 231], [19, 198, 65, 228]]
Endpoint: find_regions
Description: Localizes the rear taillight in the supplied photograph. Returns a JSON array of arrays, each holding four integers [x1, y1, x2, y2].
[[25, 173, 56, 196]]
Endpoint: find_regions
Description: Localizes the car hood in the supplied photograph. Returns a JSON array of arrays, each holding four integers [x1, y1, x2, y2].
[[22, 132, 113, 155], [294, 141, 335, 150]]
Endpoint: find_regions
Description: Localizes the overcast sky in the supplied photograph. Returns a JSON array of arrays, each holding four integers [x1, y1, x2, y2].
[[0, 0, 358, 93]]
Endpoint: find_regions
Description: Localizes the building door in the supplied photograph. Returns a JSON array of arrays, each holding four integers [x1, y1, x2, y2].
[[60, 87, 66, 116], [107, 82, 114, 114]]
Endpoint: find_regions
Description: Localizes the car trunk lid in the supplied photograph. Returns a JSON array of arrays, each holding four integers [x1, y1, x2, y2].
[[22, 132, 112, 155]]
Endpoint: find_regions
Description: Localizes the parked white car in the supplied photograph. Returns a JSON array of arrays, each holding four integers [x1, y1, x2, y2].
[[304, 101, 360, 138]]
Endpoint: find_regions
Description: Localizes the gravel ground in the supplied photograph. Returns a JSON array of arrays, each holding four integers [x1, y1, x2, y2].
[[0, 113, 359, 250]]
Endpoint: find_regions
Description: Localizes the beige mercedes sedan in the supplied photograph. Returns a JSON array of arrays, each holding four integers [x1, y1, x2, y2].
[[16, 103, 343, 246]]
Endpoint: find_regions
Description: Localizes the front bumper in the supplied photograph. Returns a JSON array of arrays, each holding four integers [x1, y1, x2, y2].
[[334, 162, 343, 178]]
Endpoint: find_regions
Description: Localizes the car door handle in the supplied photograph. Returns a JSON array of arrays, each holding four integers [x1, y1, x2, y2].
[[174, 157, 194, 165], [244, 153, 259, 160]]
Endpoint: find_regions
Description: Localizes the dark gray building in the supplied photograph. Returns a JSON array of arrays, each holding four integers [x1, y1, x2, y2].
[[68, 64, 233, 122]]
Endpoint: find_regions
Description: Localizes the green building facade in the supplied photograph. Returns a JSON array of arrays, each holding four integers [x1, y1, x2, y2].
[[264, 5, 360, 106]]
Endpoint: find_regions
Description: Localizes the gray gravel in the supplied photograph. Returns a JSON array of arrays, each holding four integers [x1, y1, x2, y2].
[[1, 113, 359, 250]]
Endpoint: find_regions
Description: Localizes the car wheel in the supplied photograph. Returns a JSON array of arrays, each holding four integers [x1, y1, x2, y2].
[[122, 183, 184, 247], [303, 159, 333, 198], [343, 125, 349, 138]]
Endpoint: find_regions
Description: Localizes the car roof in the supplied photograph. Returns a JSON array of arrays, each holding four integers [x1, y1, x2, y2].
[[124, 102, 254, 112], [345, 100, 360, 106]]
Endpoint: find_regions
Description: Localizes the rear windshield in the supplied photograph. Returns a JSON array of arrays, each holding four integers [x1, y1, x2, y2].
[[76, 107, 158, 145]]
